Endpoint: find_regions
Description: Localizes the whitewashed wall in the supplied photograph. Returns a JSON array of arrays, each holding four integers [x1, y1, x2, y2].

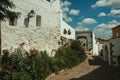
[[61, 21, 75, 40], [110, 38, 120, 56], [103, 38, 120, 66], [1, 0, 61, 55], [103, 42, 110, 62], [98, 43, 103, 52], [76, 31, 93, 51], [92, 32, 99, 55], [110, 38, 120, 66]]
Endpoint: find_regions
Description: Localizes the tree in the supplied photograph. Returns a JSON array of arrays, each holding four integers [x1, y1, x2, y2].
[[0, 0, 17, 56], [0, 0, 16, 70], [0, 0, 15, 21]]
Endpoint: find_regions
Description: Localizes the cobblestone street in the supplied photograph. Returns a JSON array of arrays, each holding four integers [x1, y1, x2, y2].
[[46, 55, 120, 80]]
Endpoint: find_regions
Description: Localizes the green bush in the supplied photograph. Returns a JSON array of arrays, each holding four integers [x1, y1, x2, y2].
[[70, 40, 82, 50], [55, 46, 86, 68], [0, 40, 86, 80]]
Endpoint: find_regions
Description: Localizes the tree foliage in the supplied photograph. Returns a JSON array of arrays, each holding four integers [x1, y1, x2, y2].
[[0, 0, 15, 21], [0, 41, 87, 80]]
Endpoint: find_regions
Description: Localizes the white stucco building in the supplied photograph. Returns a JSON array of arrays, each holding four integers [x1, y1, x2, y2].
[[59, 20, 75, 47], [1, 0, 75, 56], [92, 32, 99, 55], [76, 31, 93, 51], [76, 31, 99, 55], [61, 21, 75, 40], [103, 25, 120, 66]]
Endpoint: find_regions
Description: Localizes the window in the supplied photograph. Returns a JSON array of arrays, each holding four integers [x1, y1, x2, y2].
[[36, 15, 41, 26], [68, 29, 71, 35], [63, 29, 67, 34], [9, 12, 20, 26], [46, 0, 50, 2], [9, 16, 17, 26]]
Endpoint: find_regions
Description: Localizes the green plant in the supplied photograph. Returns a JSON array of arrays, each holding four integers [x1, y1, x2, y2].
[[55, 46, 86, 68], [71, 40, 82, 50], [0, 40, 86, 80]]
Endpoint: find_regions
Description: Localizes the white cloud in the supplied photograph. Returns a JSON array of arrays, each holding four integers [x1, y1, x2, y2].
[[91, 0, 108, 8], [61, 1, 71, 7], [108, 9, 120, 17], [62, 7, 69, 12], [61, 1, 71, 13], [93, 20, 120, 39], [94, 24, 111, 39], [75, 18, 96, 32], [98, 12, 106, 17], [96, 23, 107, 28], [79, 18, 97, 25], [62, 12, 72, 22], [69, 9, 80, 16], [92, 0, 120, 8], [65, 17, 72, 22], [75, 26, 90, 31], [61, 0, 72, 23], [108, 20, 120, 28]]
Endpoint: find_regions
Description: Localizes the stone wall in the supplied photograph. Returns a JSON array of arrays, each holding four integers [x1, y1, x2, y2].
[[1, 0, 61, 56]]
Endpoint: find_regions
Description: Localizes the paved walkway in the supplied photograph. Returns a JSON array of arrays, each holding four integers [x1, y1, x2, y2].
[[46, 55, 120, 80]]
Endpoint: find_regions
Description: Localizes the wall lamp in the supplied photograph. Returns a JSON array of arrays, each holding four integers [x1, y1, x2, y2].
[[28, 10, 35, 18]]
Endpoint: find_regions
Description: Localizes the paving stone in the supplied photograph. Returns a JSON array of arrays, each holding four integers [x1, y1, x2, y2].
[[46, 54, 120, 80]]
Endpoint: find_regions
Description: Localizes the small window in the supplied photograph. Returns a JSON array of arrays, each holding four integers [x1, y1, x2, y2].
[[36, 15, 41, 26], [46, 0, 50, 2], [68, 29, 71, 35], [63, 29, 67, 34], [9, 16, 17, 26]]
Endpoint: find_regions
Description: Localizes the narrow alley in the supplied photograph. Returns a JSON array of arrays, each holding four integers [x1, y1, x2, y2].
[[46, 54, 120, 80]]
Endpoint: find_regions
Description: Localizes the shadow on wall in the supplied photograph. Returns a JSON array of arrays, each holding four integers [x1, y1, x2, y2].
[[24, 18, 29, 28], [70, 56, 120, 80]]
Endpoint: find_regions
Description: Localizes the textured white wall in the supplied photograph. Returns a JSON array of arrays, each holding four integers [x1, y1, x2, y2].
[[92, 32, 99, 55], [1, 0, 61, 55], [76, 31, 93, 51], [110, 38, 120, 56], [98, 44, 103, 52], [61, 21, 75, 40], [103, 42, 110, 61], [110, 38, 120, 66], [103, 38, 120, 66]]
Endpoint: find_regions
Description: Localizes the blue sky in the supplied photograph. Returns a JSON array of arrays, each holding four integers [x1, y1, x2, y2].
[[61, 0, 120, 39]]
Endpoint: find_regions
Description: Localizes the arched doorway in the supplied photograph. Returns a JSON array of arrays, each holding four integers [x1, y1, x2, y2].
[[77, 36, 88, 50]]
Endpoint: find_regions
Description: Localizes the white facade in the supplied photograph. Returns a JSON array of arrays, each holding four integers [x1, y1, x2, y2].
[[103, 38, 120, 66], [1, 0, 75, 56], [92, 32, 99, 55], [61, 21, 75, 40], [1, 0, 61, 55], [76, 31, 99, 55], [76, 31, 93, 51], [98, 43, 103, 53]]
